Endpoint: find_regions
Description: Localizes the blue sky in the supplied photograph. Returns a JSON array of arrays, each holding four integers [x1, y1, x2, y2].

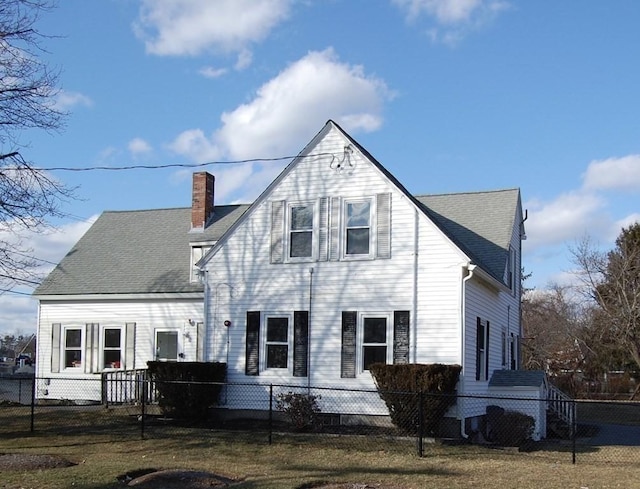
[[2, 0, 640, 335]]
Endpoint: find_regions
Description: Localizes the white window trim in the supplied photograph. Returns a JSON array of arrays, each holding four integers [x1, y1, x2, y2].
[[101, 326, 124, 370], [62, 326, 84, 371], [285, 201, 317, 262], [190, 243, 214, 283], [260, 312, 292, 373], [154, 328, 182, 362], [357, 312, 392, 373], [342, 197, 376, 260]]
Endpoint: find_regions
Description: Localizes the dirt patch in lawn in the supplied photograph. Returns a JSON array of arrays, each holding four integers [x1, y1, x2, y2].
[[0, 453, 76, 470], [120, 469, 238, 487]]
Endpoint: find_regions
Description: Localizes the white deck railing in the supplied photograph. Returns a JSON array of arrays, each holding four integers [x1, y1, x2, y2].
[[547, 382, 575, 431]]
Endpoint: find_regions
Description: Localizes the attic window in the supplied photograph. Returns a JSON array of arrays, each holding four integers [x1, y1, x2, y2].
[[190, 245, 212, 282]]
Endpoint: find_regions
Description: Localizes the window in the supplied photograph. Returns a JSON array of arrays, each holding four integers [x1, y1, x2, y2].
[[341, 311, 409, 378], [265, 316, 289, 369], [245, 311, 308, 376], [501, 330, 506, 367], [289, 204, 314, 258], [510, 333, 517, 370], [155, 330, 179, 361], [344, 200, 372, 256], [103, 328, 122, 369], [64, 328, 82, 368], [362, 316, 388, 371], [190, 245, 212, 282], [476, 318, 490, 381]]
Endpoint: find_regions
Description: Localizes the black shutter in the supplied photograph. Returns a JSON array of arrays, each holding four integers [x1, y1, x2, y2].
[[293, 311, 309, 377], [485, 321, 490, 381], [393, 311, 410, 364], [475, 317, 482, 381], [245, 311, 260, 376], [341, 311, 357, 378]]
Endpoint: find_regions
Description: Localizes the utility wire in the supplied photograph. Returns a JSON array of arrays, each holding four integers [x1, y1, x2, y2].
[[35, 152, 335, 172]]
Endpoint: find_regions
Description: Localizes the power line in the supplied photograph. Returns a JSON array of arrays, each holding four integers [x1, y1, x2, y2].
[[35, 152, 335, 172], [0, 274, 41, 286], [0, 288, 33, 296]]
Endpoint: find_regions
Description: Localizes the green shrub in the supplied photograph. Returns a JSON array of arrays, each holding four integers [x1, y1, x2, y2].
[[490, 410, 535, 446], [368, 363, 461, 435], [146, 361, 226, 420], [275, 392, 321, 431]]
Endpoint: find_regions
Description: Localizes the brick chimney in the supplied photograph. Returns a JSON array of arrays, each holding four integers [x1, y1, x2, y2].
[[191, 172, 215, 230]]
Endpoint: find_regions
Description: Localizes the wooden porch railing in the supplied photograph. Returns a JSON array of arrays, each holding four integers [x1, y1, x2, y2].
[[101, 369, 156, 406]]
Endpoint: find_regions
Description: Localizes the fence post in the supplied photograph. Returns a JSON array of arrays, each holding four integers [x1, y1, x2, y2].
[[417, 391, 424, 457], [268, 384, 273, 445], [571, 399, 576, 465], [140, 376, 147, 440], [30, 376, 36, 433]]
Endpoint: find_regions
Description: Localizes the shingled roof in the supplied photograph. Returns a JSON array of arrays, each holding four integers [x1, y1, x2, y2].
[[34, 205, 249, 296], [416, 189, 520, 284]]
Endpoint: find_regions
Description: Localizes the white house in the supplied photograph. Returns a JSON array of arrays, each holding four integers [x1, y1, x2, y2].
[[33, 176, 249, 400], [198, 120, 527, 436], [34, 120, 532, 438]]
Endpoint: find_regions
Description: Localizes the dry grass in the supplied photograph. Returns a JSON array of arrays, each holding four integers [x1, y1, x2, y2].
[[1, 406, 640, 489]]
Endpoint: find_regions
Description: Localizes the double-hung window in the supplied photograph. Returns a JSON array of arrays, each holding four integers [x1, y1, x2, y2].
[[361, 315, 389, 371], [265, 316, 289, 369], [103, 328, 122, 369], [344, 199, 372, 257], [289, 203, 314, 259], [64, 328, 82, 369]]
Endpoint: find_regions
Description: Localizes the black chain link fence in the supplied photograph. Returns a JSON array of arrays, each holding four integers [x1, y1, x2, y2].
[[1, 374, 639, 464]]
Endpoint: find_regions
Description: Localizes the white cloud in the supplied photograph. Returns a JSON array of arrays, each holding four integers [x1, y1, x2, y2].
[[199, 66, 229, 79], [215, 48, 393, 160], [0, 216, 97, 335], [168, 48, 392, 202], [168, 129, 221, 163], [234, 49, 253, 71], [523, 191, 607, 252], [134, 0, 292, 57], [55, 90, 93, 111], [128, 137, 153, 157], [582, 154, 640, 192], [393, 0, 510, 45]]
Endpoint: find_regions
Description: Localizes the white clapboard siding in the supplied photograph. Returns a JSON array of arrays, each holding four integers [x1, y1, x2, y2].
[[36, 299, 203, 401], [204, 124, 470, 395]]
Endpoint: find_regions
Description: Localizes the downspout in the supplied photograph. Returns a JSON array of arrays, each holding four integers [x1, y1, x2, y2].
[[203, 270, 210, 361], [459, 263, 476, 439], [307, 267, 314, 393], [412, 209, 419, 363]]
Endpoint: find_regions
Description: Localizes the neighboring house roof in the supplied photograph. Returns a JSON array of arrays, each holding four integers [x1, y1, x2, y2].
[[489, 369, 547, 388], [34, 205, 249, 296]]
